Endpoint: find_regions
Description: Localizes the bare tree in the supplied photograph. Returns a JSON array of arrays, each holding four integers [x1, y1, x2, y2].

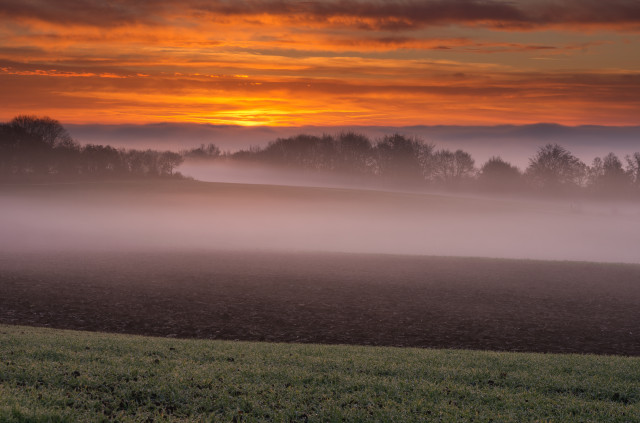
[[588, 156, 604, 188], [626, 152, 640, 187], [432, 149, 476, 186], [158, 151, 184, 176], [587, 153, 630, 194], [525, 144, 586, 192], [416, 142, 435, 182], [10, 115, 74, 149], [602, 152, 629, 190]]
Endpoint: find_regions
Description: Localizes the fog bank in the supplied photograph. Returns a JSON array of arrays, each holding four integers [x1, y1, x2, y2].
[[179, 161, 383, 191], [1, 181, 639, 264]]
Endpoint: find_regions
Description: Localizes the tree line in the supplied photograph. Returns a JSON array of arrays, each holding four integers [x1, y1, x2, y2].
[[207, 132, 639, 197], [3, 115, 639, 197], [0, 116, 183, 181]]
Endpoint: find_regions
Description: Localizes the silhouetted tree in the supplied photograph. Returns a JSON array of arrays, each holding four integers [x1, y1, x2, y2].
[[0, 115, 189, 181], [158, 151, 184, 176], [260, 134, 337, 170], [53, 141, 82, 176], [124, 150, 158, 176], [307, 135, 338, 170], [587, 157, 604, 187], [432, 149, 476, 186], [416, 142, 436, 182], [231, 145, 263, 161], [525, 144, 586, 192], [121, 149, 182, 177], [81, 145, 124, 176], [587, 153, 630, 195], [602, 153, 628, 192], [10, 115, 75, 149], [478, 156, 522, 191], [374, 134, 424, 183], [183, 143, 221, 159], [0, 123, 32, 175], [625, 152, 640, 189], [334, 132, 373, 174], [0, 115, 80, 177]]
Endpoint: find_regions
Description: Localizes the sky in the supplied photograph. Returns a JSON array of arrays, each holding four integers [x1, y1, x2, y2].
[[1, 0, 639, 127]]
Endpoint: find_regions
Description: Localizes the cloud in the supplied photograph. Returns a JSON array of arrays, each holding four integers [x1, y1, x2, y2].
[[190, 0, 640, 31], [1, 1, 638, 127], [1, 0, 639, 31], [0, 67, 129, 78], [325, 36, 565, 53], [0, 0, 162, 27], [2, 56, 639, 127]]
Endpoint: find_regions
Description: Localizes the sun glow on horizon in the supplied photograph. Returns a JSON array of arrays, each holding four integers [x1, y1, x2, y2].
[[1, 1, 639, 127]]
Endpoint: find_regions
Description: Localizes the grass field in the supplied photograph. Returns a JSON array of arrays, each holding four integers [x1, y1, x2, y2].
[[2, 181, 640, 422], [1, 325, 639, 422]]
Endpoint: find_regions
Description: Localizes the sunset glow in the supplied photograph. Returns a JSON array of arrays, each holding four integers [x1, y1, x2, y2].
[[1, 0, 639, 126]]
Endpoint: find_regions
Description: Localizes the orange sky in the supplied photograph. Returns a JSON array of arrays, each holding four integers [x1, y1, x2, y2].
[[1, 0, 639, 126]]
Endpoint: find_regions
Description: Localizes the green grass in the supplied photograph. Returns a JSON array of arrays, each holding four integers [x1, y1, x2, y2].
[[0, 325, 638, 422]]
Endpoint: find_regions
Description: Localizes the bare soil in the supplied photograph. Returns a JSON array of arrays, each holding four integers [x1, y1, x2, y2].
[[1, 251, 639, 355]]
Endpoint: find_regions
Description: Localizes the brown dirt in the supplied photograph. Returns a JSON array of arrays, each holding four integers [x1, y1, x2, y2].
[[1, 251, 639, 355]]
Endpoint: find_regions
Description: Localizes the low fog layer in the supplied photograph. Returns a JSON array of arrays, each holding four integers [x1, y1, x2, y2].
[[67, 123, 640, 168], [179, 161, 385, 190], [1, 181, 639, 263]]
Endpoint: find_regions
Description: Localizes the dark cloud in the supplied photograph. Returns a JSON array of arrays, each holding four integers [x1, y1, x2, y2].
[[193, 0, 526, 30], [1, 0, 639, 30], [0, 0, 151, 26], [201, 0, 640, 30]]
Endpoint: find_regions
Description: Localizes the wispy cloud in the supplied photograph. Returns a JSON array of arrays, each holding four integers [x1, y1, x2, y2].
[[2, 0, 640, 30], [0, 0, 638, 126], [2, 57, 638, 126]]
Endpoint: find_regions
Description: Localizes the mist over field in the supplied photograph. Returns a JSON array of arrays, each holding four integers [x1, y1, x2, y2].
[[4, 2, 640, 419], [178, 160, 381, 190], [1, 181, 639, 264]]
